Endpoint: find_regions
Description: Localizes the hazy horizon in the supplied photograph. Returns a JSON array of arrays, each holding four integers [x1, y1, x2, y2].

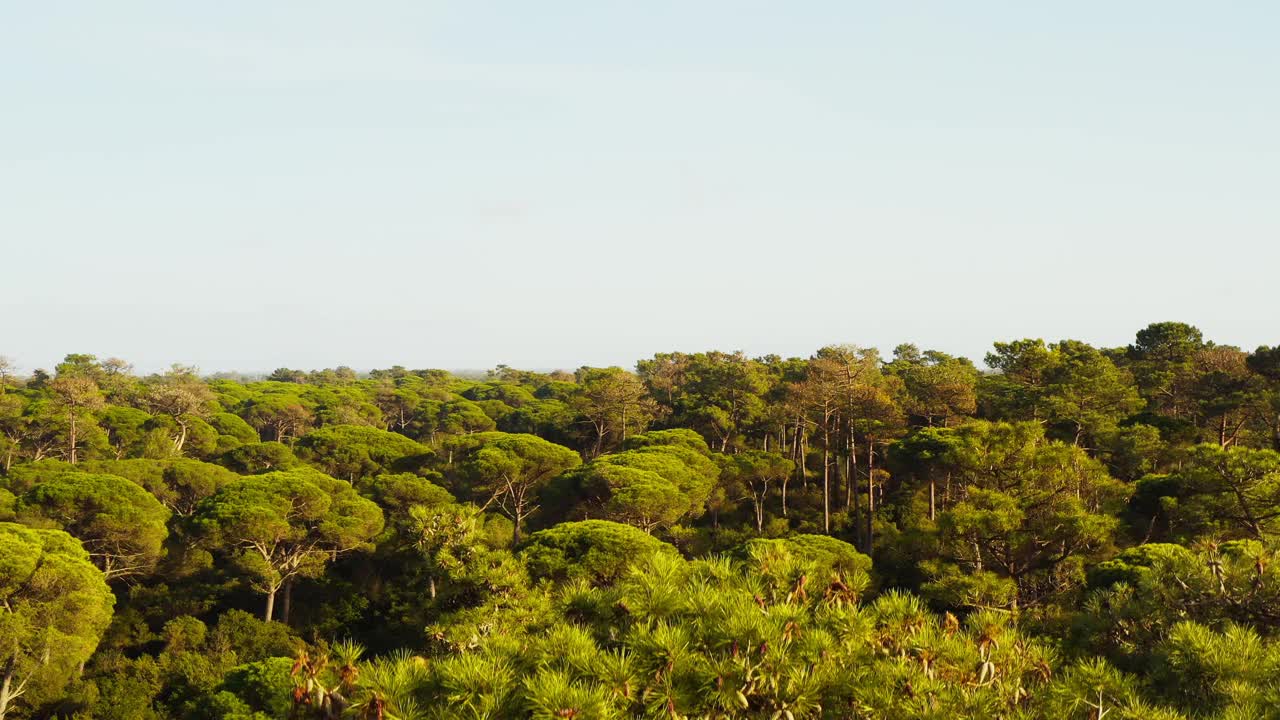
[[4, 2, 1277, 374], [0, 319, 1266, 378]]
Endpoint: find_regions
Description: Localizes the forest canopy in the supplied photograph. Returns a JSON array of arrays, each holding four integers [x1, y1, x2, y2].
[[3, 322, 1280, 719]]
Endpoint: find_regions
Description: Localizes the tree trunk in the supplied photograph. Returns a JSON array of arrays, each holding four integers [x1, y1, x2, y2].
[[833, 448, 845, 521], [512, 513, 523, 545], [68, 412, 78, 464], [822, 429, 831, 534], [281, 580, 293, 625], [0, 666, 15, 720], [866, 438, 875, 554], [264, 588, 276, 622], [799, 430, 809, 489], [929, 478, 936, 521], [174, 418, 189, 455], [593, 423, 606, 458], [850, 437, 862, 549], [844, 433, 853, 511]]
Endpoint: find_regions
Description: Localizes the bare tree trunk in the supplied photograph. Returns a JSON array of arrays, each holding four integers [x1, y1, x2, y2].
[[174, 418, 189, 455], [593, 422, 606, 458], [850, 436, 863, 548], [844, 431, 853, 511], [866, 438, 875, 554], [800, 430, 809, 489], [264, 588, 277, 622], [0, 666, 15, 720], [281, 579, 293, 625], [68, 413, 78, 464], [833, 448, 845, 521], [822, 428, 831, 534]]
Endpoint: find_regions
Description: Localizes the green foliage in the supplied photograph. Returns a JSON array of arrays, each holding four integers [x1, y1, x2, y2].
[[1157, 444, 1280, 540], [916, 421, 1130, 610], [207, 412, 260, 445], [0, 523, 114, 719], [79, 458, 239, 516], [295, 424, 431, 481], [217, 657, 296, 719], [1078, 539, 1280, 667], [621, 427, 712, 455], [220, 440, 298, 473], [454, 432, 581, 544], [521, 520, 679, 585], [16, 470, 171, 580], [9, 330, 1280, 717], [193, 469, 384, 620]]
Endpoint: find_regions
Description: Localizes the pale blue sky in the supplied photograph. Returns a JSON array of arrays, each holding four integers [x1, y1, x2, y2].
[[2, 2, 1276, 374]]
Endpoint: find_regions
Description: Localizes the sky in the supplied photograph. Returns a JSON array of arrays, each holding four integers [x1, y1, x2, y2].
[[2, 1, 1277, 374]]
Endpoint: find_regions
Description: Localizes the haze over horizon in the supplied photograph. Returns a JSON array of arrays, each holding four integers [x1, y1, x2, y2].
[[4, 2, 1277, 373], [0, 319, 1265, 379]]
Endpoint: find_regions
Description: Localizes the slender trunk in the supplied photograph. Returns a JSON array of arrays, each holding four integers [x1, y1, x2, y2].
[[799, 430, 809, 490], [174, 418, 189, 455], [281, 580, 293, 625], [429, 575, 437, 599], [866, 438, 875, 554], [68, 412, 78, 464], [850, 437, 861, 548], [929, 478, 936, 521], [822, 428, 831, 534], [1, 666, 14, 720], [512, 512, 523, 545], [833, 448, 845, 521], [264, 588, 277, 622], [844, 433, 853, 511]]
